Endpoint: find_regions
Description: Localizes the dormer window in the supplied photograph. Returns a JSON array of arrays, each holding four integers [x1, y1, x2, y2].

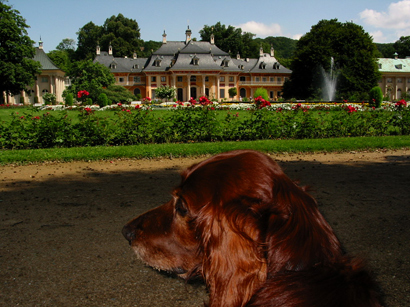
[[132, 64, 139, 69], [191, 56, 199, 65], [259, 62, 267, 69], [154, 57, 161, 67], [221, 58, 229, 67], [273, 62, 280, 69], [378, 63, 382, 69], [395, 64, 403, 69], [110, 63, 117, 69]]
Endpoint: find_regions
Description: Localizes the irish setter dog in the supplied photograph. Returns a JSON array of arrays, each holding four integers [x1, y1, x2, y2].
[[122, 150, 381, 307]]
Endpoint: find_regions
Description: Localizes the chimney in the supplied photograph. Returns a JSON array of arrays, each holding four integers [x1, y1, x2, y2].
[[270, 45, 274, 57], [185, 26, 192, 44], [96, 43, 100, 55], [109, 43, 113, 55], [394, 52, 398, 59], [39, 37, 43, 50], [162, 30, 167, 44], [210, 33, 215, 45], [260, 45, 263, 56], [133, 51, 137, 59], [237, 52, 240, 60]]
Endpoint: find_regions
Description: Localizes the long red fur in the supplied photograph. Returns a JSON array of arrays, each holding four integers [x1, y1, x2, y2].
[[122, 150, 381, 307]]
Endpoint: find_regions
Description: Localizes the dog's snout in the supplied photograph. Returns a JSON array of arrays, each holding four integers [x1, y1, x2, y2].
[[122, 224, 136, 244]]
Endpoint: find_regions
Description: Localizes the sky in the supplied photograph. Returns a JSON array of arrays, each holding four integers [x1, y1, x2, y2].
[[7, 0, 410, 53]]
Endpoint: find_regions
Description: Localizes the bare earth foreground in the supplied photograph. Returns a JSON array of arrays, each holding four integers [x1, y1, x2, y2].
[[1, 149, 410, 307]]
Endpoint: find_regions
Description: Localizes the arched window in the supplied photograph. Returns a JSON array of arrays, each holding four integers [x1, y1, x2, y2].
[[240, 88, 246, 98], [134, 88, 141, 96]]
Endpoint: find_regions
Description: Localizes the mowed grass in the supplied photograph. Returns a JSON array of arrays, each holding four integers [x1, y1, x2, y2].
[[1, 135, 409, 165]]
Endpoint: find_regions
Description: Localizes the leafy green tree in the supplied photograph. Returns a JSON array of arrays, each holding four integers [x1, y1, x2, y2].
[[75, 21, 102, 60], [199, 22, 259, 58], [155, 86, 176, 101], [66, 60, 115, 102], [0, 1, 41, 104], [97, 92, 109, 107], [101, 85, 136, 104], [228, 87, 237, 100], [254, 88, 269, 101], [375, 43, 395, 58], [393, 36, 410, 58], [99, 14, 143, 58], [284, 19, 380, 100], [369, 86, 383, 108], [47, 49, 72, 73]]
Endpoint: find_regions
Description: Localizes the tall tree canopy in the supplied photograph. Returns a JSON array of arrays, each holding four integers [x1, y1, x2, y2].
[[283, 19, 380, 100], [65, 60, 115, 102], [0, 1, 41, 104], [75, 14, 143, 60], [393, 36, 410, 58], [199, 22, 259, 58]]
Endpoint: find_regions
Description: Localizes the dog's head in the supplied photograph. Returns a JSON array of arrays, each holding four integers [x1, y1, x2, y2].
[[122, 150, 342, 306]]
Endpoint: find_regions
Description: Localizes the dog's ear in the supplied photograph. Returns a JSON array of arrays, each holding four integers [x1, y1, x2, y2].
[[196, 200, 267, 307], [265, 175, 342, 273]]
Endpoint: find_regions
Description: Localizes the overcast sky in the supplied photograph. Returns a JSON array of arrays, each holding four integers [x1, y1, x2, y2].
[[8, 0, 410, 53]]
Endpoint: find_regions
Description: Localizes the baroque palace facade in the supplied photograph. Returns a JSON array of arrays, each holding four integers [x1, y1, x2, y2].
[[2, 40, 66, 105], [94, 27, 292, 101]]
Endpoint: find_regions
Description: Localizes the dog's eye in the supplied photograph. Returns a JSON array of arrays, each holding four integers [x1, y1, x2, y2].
[[175, 199, 188, 217]]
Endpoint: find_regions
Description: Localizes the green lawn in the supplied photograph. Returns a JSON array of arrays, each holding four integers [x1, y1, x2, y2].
[[1, 135, 409, 165]]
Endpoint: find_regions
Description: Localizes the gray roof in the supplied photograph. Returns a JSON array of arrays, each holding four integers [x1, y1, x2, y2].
[[34, 47, 62, 71], [94, 52, 149, 72], [94, 34, 291, 74]]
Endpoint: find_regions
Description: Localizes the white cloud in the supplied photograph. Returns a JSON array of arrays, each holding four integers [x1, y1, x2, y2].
[[369, 30, 387, 43], [360, 0, 410, 30], [235, 21, 282, 37]]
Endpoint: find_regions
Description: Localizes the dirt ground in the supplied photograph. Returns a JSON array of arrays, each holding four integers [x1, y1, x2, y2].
[[1, 149, 409, 307]]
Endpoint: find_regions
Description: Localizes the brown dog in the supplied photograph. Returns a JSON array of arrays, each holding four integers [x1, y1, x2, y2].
[[122, 150, 381, 307]]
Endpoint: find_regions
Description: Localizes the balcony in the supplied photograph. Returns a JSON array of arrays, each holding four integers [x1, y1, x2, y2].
[[238, 80, 285, 87]]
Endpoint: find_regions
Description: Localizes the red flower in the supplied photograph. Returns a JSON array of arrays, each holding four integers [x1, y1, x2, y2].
[[135, 105, 141, 109], [395, 99, 407, 107], [77, 90, 90, 99]]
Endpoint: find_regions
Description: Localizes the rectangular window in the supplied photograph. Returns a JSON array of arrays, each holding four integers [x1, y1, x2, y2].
[[387, 78, 392, 83], [270, 91, 274, 99], [397, 78, 403, 83], [262, 77, 267, 82], [133, 76, 141, 83], [229, 76, 234, 82], [270, 77, 274, 82], [177, 76, 183, 82], [190, 75, 196, 82], [220, 89, 225, 99], [220, 76, 225, 82], [119, 77, 124, 83], [255, 77, 260, 82], [41, 77, 48, 83], [161, 76, 166, 82], [205, 76, 209, 82], [151, 76, 156, 82], [240, 76, 246, 82], [277, 77, 282, 83]]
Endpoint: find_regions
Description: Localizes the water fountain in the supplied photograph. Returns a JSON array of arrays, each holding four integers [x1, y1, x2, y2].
[[321, 57, 338, 101]]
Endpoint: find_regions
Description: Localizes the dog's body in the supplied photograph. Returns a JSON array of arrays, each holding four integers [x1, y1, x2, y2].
[[122, 150, 381, 307]]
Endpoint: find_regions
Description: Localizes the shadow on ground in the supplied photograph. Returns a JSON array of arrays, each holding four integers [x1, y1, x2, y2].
[[1, 155, 409, 306]]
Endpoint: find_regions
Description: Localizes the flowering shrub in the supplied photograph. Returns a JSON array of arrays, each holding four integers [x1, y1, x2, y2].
[[254, 96, 271, 109], [395, 99, 407, 108], [0, 101, 409, 149]]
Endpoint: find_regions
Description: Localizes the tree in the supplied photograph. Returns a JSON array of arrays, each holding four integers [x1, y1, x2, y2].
[[0, 1, 41, 104], [101, 85, 136, 104], [228, 87, 237, 100], [47, 49, 72, 73], [393, 36, 410, 58], [66, 60, 115, 102], [75, 21, 102, 60], [283, 19, 380, 100], [254, 88, 269, 101], [154, 86, 176, 101], [199, 22, 259, 58], [99, 14, 143, 58], [76, 14, 143, 60]]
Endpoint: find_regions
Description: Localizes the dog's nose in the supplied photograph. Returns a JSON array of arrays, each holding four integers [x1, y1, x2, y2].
[[122, 224, 136, 244]]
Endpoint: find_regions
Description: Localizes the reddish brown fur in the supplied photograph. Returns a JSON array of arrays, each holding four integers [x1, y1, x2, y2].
[[122, 150, 381, 307]]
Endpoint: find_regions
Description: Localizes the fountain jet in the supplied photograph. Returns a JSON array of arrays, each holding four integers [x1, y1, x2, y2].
[[321, 57, 338, 101]]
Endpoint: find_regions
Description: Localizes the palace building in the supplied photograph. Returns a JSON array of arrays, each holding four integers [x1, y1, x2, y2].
[[2, 40, 66, 105], [377, 53, 410, 100], [94, 27, 292, 101]]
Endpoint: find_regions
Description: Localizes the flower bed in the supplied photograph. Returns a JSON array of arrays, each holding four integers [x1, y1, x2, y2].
[[0, 99, 409, 149]]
